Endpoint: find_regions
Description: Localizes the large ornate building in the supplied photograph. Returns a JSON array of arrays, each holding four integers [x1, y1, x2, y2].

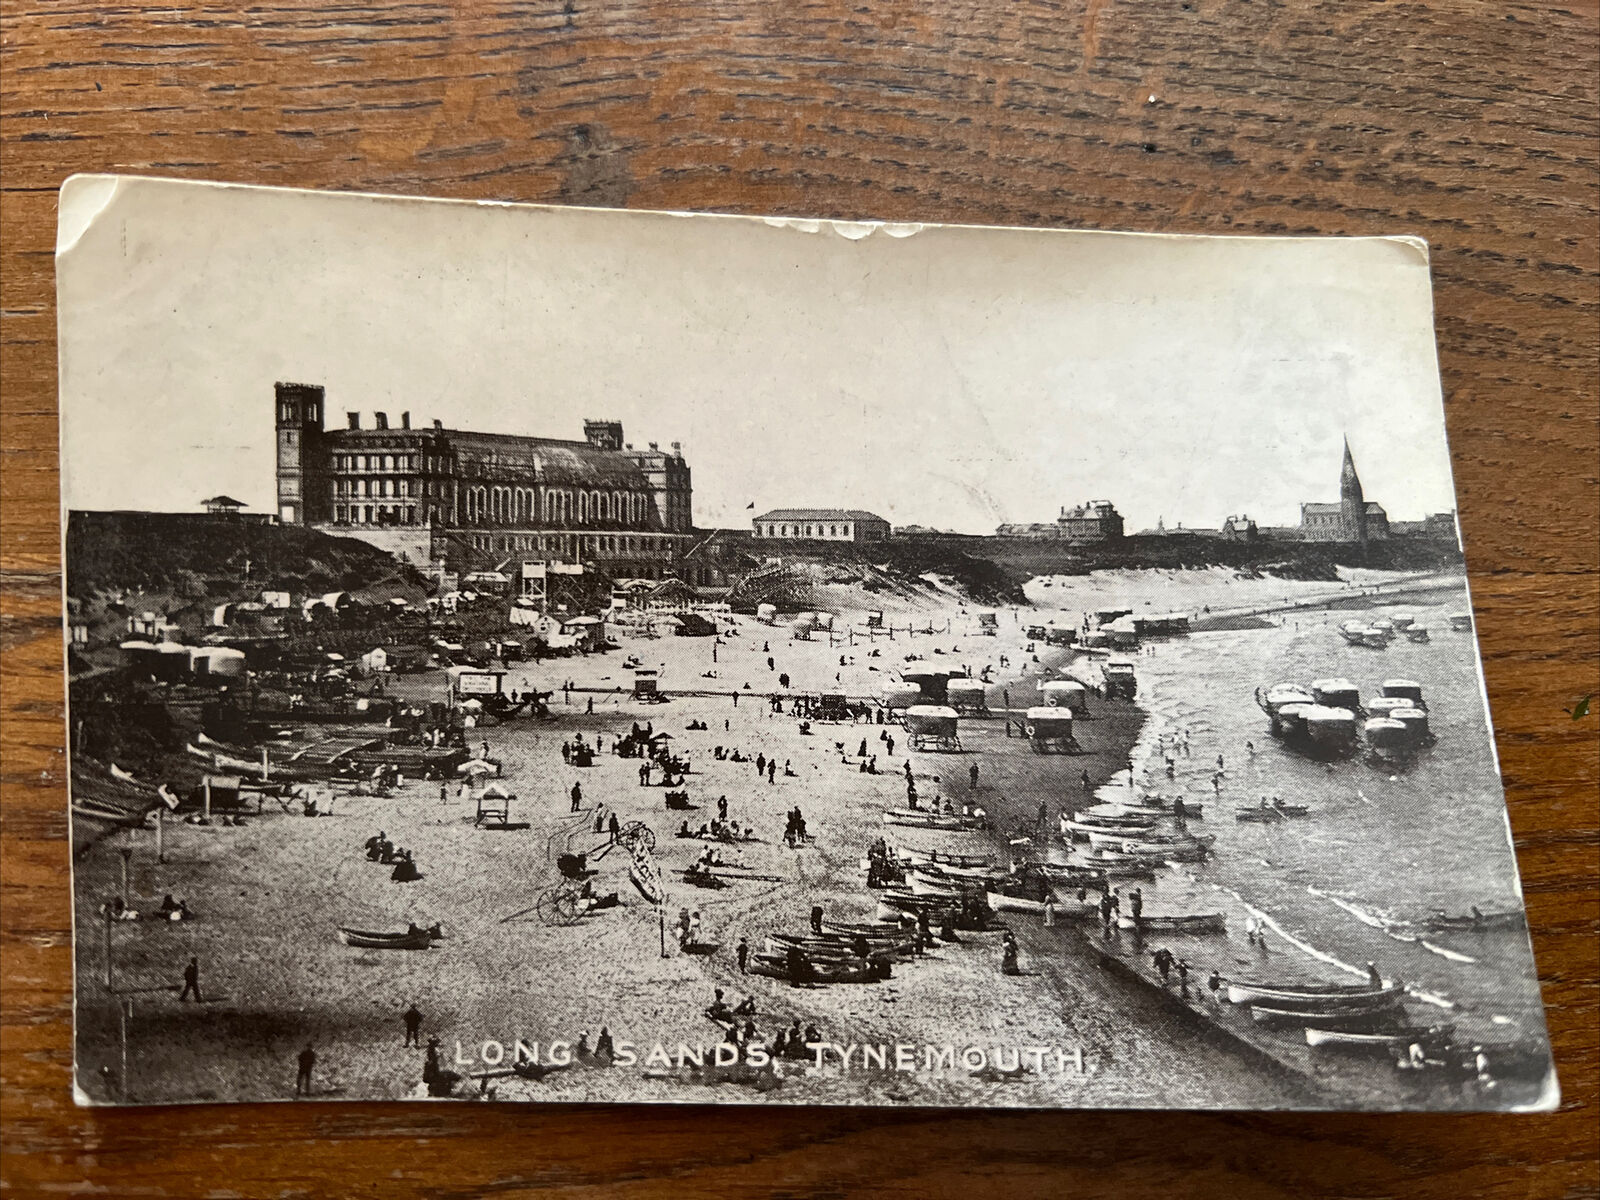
[[274, 382, 705, 580], [1299, 438, 1389, 543]]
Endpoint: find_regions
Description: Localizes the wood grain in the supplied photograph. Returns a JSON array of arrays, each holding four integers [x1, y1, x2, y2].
[[2, 1, 1597, 1196]]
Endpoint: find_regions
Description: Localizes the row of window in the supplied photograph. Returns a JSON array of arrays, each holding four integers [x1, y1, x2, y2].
[[335, 477, 418, 499], [468, 533, 677, 556], [332, 453, 428, 473], [758, 523, 857, 538], [336, 504, 420, 527], [463, 485, 654, 527]]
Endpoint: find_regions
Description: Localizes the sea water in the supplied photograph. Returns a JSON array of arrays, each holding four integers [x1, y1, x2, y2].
[[1046, 585, 1550, 1074]]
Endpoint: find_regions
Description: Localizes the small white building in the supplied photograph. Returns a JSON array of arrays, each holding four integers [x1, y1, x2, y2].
[[752, 509, 890, 544]]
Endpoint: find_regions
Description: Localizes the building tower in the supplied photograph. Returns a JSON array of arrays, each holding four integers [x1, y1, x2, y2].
[[1339, 435, 1367, 545], [275, 382, 328, 525]]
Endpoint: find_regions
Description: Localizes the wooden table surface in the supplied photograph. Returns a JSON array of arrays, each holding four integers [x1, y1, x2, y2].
[[2, 1, 1596, 1196]]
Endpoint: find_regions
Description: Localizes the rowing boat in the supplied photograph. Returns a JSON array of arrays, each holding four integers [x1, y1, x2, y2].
[[1248, 1004, 1395, 1030], [337, 925, 432, 950], [1422, 910, 1526, 933], [1305, 1025, 1454, 1051], [1226, 980, 1402, 1008], [1115, 912, 1225, 933], [882, 811, 987, 831]]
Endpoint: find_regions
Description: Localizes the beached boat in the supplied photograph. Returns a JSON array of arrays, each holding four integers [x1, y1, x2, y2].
[[895, 848, 995, 869], [1404, 625, 1431, 643], [986, 891, 1059, 915], [747, 953, 882, 984], [765, 933, 907, 963], [1422, 909, 1526, 933], [1305, 1025, 1454, 1052], [1225, 980, 1402, 1008], [1380, 679, 1427, 707], [1248, 1005, 1396, 1030], [882, 810, 987, 832], [1115, 912, 1225, 933], [1449, 613, 1473, 631], [337, 925, 432, 950]]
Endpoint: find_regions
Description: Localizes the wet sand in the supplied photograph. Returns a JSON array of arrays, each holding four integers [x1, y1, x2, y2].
[[73, 601, 1310, 1109]]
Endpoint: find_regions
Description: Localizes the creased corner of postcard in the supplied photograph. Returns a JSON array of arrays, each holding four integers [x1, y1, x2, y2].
[[57, 174, 125, 260]]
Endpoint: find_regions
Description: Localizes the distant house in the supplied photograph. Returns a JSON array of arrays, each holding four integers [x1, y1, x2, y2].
[[752, 509, 890, 544], [201, 495, 248, 517], [1057, 500, 1124, 542]]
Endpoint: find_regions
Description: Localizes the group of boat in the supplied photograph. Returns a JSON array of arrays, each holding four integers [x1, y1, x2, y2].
[[1057, 793, 1215, 876], [1255, 677, 1434, 759], [1337, 614, 1431, 648], [1223, 976, 1451, 1053]]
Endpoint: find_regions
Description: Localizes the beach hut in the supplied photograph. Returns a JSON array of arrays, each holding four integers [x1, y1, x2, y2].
[[359, 646, 390, 676], [189, 646, 247, 683], [977, 611, 999, 635], [1310, 678, 1361, 710], [904, 705, 962, 752], [813, 611, 836, 632], [1380, 679, 1426, 706], [1364, 717, 1411, 751], [1040, 679, 1089, 713], [1365, 696, 1413, 717], [755, 603, 778, 625], [790, 613, 819, 640], [1303, 705, 1359, 751], [1274, 702, 1312, 738], [946, 678, 989, 714], [1024, 706, 1075, 754], [1102, 659, 1137, 701], [882, 683, 923, 713], [900, 666, 950, 703], [1390, 706, 1431, 740]]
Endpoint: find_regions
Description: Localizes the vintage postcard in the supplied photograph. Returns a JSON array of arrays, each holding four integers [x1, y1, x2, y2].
[[58, 175, 1555, 1110]]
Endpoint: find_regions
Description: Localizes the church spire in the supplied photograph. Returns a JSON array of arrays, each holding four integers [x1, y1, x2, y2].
[[1340, 435, 1367, 544], [1339, 435, 1363, 503]]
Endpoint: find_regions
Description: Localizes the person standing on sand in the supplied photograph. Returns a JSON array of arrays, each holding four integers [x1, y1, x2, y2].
[[178, 956, 201, 1002], [756, 753, 766, 778], [295, 1043, 316, 1096], [969, 763, 979, 791], [736, 937, 749, 973], [403, 1004, 423, 1047], [570, 782, 583, 812], [768, 760, 776, 784], [1081, 770, 1092, 796]]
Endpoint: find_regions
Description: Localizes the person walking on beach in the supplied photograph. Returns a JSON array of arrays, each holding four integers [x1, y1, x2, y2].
[[886, 734, 895, 757], [969, 763, 980, 791], [756, 753, 766, 778], [736, 936, 749, 974], [403, 1004, 423, 1047], [1208, 970, 1223, 1001], [178, 956, 201, 1002], [295, 1043, 316, 1097], [811, 905, 824, 935], [1129, 887, 1143, 924], [570, 782, 583, 813], [608, 812, 620, 843], [767, 760, 777, 784], [1081, 769, 1092, 796]]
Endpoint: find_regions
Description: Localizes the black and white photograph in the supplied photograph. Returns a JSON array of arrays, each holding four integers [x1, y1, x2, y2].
[[58, 174, 1556, 1112]]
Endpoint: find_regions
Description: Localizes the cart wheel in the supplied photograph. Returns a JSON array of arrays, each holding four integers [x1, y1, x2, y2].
[[618, 821, 655, 853], [536, 885, 584, 926]]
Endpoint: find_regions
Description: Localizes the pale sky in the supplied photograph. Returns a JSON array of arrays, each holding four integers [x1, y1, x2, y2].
[[57, 176, 1460, 533]]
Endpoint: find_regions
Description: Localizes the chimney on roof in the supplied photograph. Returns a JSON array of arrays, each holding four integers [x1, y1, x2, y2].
[[400, 411, 410, 430], [648, 442, 659, 451], [671, 441, 681, 456], [374, 411, 389, 430], [433, 419, 443, 430], [347, 412, 360, 430]]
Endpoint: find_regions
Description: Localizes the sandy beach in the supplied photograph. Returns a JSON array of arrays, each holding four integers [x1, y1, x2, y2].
[[72, 588, 1314, 1110]]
